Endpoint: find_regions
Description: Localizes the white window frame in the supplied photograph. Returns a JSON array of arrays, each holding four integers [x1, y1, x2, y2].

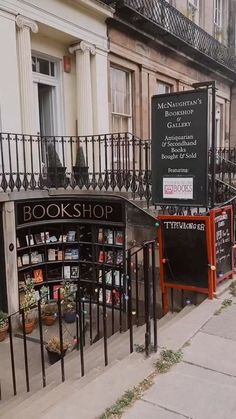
[[187, 0, 199, 24], [156, 81, 171, 95], [110, 66, 132, 134], [214, 0, 223, 41]]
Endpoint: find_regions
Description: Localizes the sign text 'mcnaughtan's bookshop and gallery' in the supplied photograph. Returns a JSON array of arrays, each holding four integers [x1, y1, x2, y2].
[[152, 89, 208, 207]]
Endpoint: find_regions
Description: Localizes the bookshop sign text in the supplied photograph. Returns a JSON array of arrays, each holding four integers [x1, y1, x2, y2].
[[17, 200, 123, 225], [151, 89, 208, 206]]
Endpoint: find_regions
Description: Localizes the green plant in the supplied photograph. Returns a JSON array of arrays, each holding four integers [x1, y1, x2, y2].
[[42, 302, 57, 317], [0, 311, 8, 329], [21, 280, 37, 321], [46, 336, 70, 354], [134, 343, 156, 353], [155, 349, 183, 373], [62, 282, 76, 313], [47, 142, 62, 167], [75, 146, 86, 167]]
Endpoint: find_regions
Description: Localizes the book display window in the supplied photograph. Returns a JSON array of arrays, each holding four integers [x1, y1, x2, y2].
[[16, 199, 126, 308]]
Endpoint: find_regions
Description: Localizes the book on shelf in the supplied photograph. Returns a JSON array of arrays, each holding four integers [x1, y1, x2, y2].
[[53, 285, 63, 300], [17, 256, 22, 267], [98, 228, 103, 243], [62, 235, 67, 243], [115, 231, 124, 246], [105, 271, 112, 285], [31, 251, 43, 264], [26, 234, 34, 246], [48, 235, 57, 243], [33, 269, 44, 284], [19, 280, 25, 290], [106, 251, 114, 265], [67, 230, 76, 242], [24, 272, 32, 283], [48, 248, 56, 261], [71, 249, 79, 260], [71, 266, 79, 279], [114, 270, 122, 286], [34, 233, 43, 244], [57, 250, 64, 261], [64, 265, 71, 279], [99, 289, 112, 304], [17, 237, 20, 248], [104, 229, 113, 244], [65, 249, 72, 260], [98, 251, 107, 263], [116, 251, 123, 265], [22, 253, 30, 265]]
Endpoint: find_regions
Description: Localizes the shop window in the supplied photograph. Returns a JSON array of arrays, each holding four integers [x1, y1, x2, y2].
[[111, 67, 132, 133]]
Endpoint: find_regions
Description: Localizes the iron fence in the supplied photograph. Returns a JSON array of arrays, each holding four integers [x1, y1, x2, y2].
[[111, 0, 236, 77], [0, 240, 158, 402]]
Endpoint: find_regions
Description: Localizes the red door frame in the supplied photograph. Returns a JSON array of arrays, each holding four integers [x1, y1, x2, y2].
[[158, 215, 214, 314]]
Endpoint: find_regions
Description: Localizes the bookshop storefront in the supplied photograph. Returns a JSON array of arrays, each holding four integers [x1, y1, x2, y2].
[[3, 195, 128, 313]]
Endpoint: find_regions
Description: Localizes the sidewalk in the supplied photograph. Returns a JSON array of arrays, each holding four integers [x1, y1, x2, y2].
[[123, 290, 236, 419]]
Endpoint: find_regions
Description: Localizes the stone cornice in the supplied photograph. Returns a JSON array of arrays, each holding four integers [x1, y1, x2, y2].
[[16, 14, 38, 33], [69, 40, 96, 56]]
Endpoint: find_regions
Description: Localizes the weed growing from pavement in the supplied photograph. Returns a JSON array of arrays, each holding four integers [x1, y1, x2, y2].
[[214, 298, 233, 315], [99, 348, 183, 418], [134, 343, 156, 353], [229, 281, 236, 297], [155, 349, 183, 373]]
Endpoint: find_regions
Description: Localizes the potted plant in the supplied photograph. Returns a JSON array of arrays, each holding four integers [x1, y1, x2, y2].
[[72, 146, 89, 186], [0, 311, 8, 342], [62, 282, 77, 323], [40, 285, 57, 326], [20, 279, 36, 334], [46, 142, 67, 188], [46, 336, 70, 365]]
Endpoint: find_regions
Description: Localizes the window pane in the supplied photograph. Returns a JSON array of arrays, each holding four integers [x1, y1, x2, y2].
[[111, 67, 130, 115], [38, 58, 50, 75], [156, 82, 170, 94], [32, 56, 36, 72]]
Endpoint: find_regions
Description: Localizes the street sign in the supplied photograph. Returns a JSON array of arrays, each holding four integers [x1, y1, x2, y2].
[[152, 89, 209, 206]]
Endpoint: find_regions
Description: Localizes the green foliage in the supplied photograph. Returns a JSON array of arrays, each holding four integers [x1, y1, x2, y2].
[[134, 343, 156, 353], [61, 282, 76, 312], [155, 348, 183, 373], [99, 374, 155, 418], [21, 280, 37, 320], [0, 311, 8, 328], [214, 298, 233, 315], [75, 146, 86, 167], [47, 142, 62, 167]]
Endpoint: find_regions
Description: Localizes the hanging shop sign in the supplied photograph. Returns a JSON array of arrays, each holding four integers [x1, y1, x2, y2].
[[152, 89, 208, 206], [158, 215, 214, 312], [210, 205, 234, 289], [16, 199, 124, 225]]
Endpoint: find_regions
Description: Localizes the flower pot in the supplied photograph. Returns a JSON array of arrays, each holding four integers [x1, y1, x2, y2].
[[72, 166, 89, 186], [43, 315, 56, 326], [0, 325, 8, 342], [64, 311, 76, 324], [22, 319, 35, 334], [47, 167, 67, 188], [46, 348, 67, 365]]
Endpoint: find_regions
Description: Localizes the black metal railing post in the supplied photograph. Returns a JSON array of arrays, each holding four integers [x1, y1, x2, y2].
[[143, 243, 151, 357], [127, 249, 133, 353], [38, 299, 46, 388], [57, 289, 65, 382], [21, 309, 30, 392], [8, 316, 17, 396], [151, 241, 157, 352], [78, 282, 85, 376], [102, 266, 108, 366]]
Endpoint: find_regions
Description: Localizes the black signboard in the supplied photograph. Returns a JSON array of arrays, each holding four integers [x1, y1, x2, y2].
[[159, 216, 210, 289], [16, 198, 124, 226], [152, 89, 208, 206], [211, 206, 233, 283]]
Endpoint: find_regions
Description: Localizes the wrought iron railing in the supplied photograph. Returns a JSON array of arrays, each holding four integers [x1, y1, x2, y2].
[[108, 0, 236, 77], [0, 132, 151, 203], [0, 240, 157, 402]]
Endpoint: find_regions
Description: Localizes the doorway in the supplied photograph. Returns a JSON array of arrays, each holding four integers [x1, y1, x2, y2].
[[38, 83, 55, 137]]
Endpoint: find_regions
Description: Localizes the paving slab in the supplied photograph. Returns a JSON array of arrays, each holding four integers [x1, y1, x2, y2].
[[143, 362, 236, 419], [201, 302, 236, 341], [123, 400, 189, 419], [183, 331, 236, 377]]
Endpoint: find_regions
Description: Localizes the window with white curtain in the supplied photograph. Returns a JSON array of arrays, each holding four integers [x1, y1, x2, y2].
[[111, 67, 132, 133], [188, 0, 199, 24], [214, 0, 223, 41]]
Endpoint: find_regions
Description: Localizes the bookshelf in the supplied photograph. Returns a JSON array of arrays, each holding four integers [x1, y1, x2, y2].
[[16, 219, 126, 307]]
